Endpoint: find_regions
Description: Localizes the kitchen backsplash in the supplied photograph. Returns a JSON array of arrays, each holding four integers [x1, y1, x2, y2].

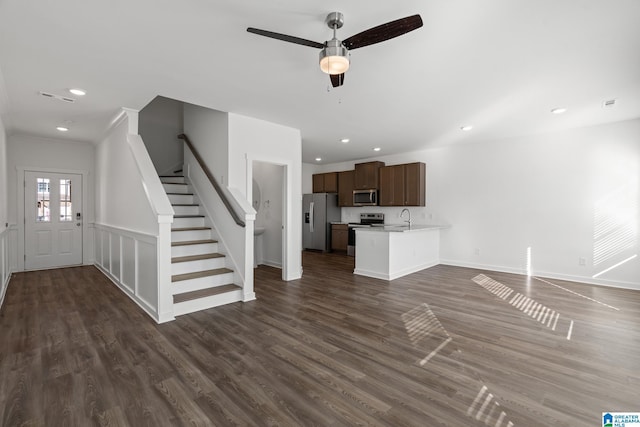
[[340, 206, 438, 225]]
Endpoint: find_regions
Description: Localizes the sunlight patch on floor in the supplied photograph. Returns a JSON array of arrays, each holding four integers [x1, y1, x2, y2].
[[401, 303, 452, 365], [472, 274, 573, 339], [467, 385, 515, 427]]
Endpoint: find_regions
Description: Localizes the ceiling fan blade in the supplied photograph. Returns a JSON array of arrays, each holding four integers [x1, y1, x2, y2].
[[330, 73, 345, 88], [342, 14, 423, 50], [247, 27, 324, 49]]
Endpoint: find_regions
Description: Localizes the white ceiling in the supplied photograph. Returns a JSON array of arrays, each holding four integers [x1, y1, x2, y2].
[[1, 0, 639, 164]]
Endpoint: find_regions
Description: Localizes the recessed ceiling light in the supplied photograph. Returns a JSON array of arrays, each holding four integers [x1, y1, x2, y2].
[[56, 126, 69, 132], [69, 88, 86, 96], [340, 138, 350, 143], [460, 125, 473, 131], [551, 107, 567, 114], [373, 147, 381, 152], [315, 157, 322, 162]]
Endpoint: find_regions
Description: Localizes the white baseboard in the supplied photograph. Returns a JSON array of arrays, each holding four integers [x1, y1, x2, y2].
[[354, 261, 440, 281], [260, 260, 282, 269], [440, 259, 640, 291], [0, 273, 9, 310], [95, 263, 162, 323]]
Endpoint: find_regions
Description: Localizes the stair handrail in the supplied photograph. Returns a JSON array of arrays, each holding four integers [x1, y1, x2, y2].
[[178, 133, 246, 227]]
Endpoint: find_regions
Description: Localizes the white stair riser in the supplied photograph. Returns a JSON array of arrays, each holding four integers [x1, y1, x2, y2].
[[172, 257, 226, 275], [171, 229, 211, 242], [172, 205, 200, 216], [171, 242, 218, 257], [168, 193, 194, 204], [172, 272, 235, 294], [163, 183, 190, 194], [173, 289, 243, 317], [172, 217, 205, 228], [160, 176, 185, 184]]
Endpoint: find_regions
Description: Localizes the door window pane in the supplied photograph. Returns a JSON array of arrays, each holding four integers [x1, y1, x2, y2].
[[60, 179, 72, 221], [36, 178, 50, 222]]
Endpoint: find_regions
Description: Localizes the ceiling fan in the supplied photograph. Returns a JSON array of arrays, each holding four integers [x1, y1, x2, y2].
[[247, 12, 423, 87]]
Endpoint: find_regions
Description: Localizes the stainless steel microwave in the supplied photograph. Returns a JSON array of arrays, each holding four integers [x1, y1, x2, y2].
[[353, 189, 378, 206]]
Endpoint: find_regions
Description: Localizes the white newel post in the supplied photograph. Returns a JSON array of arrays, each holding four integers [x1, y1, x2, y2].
[[157, 217, 175, 322], [243, 218, 256, 302]]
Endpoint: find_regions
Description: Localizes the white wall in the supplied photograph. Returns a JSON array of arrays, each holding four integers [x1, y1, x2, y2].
[[7, 134, 96, 268], [254, 161, 284, 267], [228, 113, 302, 280], [94, 111, 174, 323], [305, 118, 640, 289], [0, 113, 13, 307], [95, 116, 158, 235], [0, 114, 7, 229], [182, 103, 228, 185], [139, 96, 184, 175], [302, 162, 321, 194]]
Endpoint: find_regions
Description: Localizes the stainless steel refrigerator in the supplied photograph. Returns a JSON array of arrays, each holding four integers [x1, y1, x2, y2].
[[302, 193, 341, 252]]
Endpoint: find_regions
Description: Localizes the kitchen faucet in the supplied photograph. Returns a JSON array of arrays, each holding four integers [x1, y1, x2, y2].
[[400, 208, 411, 227]]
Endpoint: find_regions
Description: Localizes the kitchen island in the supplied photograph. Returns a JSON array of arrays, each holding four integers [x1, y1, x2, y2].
[[354, 225, 447, 280]]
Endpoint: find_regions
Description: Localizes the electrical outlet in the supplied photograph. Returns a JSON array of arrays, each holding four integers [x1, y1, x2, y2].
[[579, 257, 586, 266]]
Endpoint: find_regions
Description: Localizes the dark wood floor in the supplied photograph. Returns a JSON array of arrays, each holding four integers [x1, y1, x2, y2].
[[1, 252, 639, 426]]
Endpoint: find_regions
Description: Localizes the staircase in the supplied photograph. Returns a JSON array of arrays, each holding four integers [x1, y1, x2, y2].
[[160, 175, 243, 316]]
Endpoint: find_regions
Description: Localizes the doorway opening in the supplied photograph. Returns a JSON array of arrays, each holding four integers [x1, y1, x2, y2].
[[252, 161, 285, 277]]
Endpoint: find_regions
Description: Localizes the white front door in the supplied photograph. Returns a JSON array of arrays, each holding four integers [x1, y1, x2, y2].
[[24, 171, 83, 270]]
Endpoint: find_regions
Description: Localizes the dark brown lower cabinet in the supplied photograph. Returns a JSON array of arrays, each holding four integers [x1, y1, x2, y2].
[[331, 224, 348, 252]]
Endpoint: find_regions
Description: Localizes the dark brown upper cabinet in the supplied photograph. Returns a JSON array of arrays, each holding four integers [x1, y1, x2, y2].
[[312, 172, 338, 193], [337, 170, 355, 207], [379, 162, 425, 206], [354, 161, 385, 190], [379, 165, 404, 206]]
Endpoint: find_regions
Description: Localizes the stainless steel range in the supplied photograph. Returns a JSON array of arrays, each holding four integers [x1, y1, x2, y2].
[[347, 213, 384, 256]]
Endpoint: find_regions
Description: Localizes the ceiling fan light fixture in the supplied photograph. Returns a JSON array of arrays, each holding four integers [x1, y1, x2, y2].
[[319, 40, 350, 75]]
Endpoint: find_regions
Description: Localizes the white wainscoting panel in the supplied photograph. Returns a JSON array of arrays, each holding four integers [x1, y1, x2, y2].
[[94, 223, 166, 322], [0, 225, 17, 309], [122, 236, 135, 290], [137, 240, 158, 311], [111, 234, 121, 282]]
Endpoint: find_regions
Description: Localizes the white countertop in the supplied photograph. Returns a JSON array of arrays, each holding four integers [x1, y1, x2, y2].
[[357, 224, 449, 233]]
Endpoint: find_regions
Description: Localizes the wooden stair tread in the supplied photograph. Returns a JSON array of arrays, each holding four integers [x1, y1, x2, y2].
[[167, 192, 194, 195], [172, 268, 233, 282], [174, 215, 205, 218], [172, 239, 217, 247], [172, 253, 224, 263], [159, 175, 184, 178], [162, 182, 187, 185], [171, 204, 199, 207], [173, 284, 241, 304], [171, 227, 211, 231]]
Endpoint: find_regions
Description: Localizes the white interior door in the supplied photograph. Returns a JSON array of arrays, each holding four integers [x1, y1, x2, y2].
[[24, 171, 83, 270]]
